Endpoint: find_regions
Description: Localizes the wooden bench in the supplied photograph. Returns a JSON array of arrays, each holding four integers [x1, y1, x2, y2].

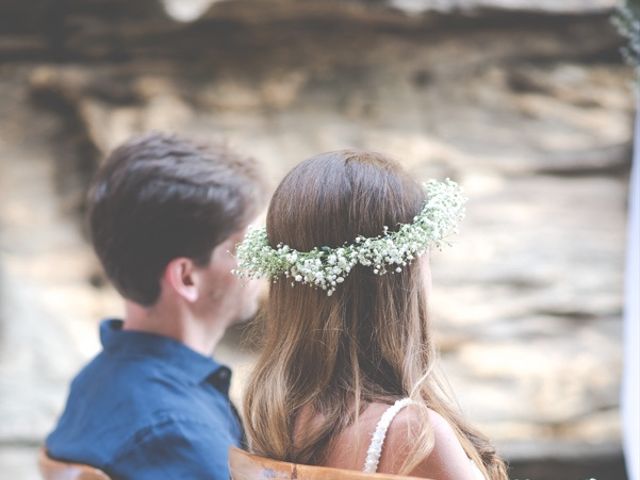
[[39, 445, 425, 479], [229, 447, 424, 480]]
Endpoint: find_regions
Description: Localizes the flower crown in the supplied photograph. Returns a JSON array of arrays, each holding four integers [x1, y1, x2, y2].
[[232, 179, 467, 296]]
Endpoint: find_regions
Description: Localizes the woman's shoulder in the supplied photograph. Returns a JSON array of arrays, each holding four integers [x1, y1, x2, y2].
[[377, 403, 483, 480], [386, 403, 456, 444]]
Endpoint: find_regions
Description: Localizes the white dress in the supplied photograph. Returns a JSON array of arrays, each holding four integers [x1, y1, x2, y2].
[[362, 398, 486, 479]]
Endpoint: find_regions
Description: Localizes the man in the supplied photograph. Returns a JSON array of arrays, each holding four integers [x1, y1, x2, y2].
[[46, 132, 265, 479]]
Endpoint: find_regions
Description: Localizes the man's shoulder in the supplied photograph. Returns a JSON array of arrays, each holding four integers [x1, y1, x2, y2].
[[72, 347, 186, 392], [55, 346, 238, 431], [47, 351, 239, 473], [66, 350, 210, 425]]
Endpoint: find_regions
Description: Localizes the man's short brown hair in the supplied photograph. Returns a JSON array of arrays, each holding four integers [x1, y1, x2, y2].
[[87, 132, 265, 306]]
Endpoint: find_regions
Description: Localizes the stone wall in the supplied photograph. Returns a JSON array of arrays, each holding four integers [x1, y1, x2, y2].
[[0, 1, 633, 478]]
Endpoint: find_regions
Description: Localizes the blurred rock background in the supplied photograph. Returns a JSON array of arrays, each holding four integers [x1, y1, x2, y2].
[[0, 0, 634, 478]]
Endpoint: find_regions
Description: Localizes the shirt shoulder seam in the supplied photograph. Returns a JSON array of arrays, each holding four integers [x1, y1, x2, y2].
[[107, 416, 222, 466]]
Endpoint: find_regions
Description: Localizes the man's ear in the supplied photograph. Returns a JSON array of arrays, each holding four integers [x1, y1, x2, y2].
[[163, 258, 199, 303]]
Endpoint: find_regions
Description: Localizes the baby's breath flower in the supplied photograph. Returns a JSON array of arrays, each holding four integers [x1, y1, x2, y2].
[[232, 179, 467, 295]]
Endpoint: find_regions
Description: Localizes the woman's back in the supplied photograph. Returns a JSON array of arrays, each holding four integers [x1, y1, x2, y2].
[[295, 401, 486, 480]]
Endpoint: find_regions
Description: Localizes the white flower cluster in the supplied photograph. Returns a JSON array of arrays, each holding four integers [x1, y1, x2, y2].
[[232, 179, 467, 296]]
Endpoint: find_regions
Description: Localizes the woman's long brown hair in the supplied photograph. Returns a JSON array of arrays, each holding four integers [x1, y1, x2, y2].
[[243, 150, 508, 479]]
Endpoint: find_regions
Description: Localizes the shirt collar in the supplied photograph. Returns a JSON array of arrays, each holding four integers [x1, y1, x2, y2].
[[99, 319, 231, 394]]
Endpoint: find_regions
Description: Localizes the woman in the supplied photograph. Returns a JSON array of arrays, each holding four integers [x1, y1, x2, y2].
[[234, 150, 508, 479]]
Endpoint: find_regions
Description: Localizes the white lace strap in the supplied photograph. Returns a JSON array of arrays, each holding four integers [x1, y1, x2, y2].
[[363, 398, 414, 473]]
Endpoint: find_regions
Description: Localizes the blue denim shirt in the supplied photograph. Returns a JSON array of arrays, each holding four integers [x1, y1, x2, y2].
[[46, 319, 243, 480]]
